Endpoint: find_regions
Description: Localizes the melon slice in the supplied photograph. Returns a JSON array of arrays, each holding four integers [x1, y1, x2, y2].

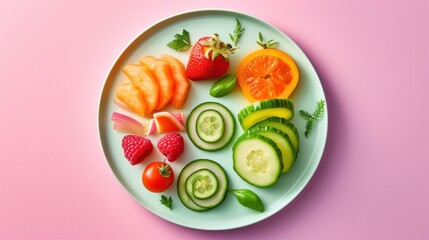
[[160, 54, 191, 109], [122, 64, 159, 114], [115, 82, 148, 116], [153, 112, 185, 133], [140, 56, 174, 110]]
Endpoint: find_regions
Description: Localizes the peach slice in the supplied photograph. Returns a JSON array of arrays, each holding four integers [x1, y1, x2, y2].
[[140, 56, 174, 110], [122, 64, 159, 114], [160, 54, 191, 109]]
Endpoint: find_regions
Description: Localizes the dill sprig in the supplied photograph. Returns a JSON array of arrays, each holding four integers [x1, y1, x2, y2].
[[229, 18, 245, 47], [299, 100, 326, 138]]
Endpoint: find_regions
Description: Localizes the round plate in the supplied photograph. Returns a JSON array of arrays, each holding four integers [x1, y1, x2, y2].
[[98, 9, 328, 230]]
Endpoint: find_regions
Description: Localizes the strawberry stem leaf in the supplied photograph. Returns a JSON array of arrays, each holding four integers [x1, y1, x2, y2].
[[201, 33, 238, 61]]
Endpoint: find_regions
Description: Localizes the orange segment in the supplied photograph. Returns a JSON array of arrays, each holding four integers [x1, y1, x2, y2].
[[122, 64, 159, 113], [237, 48, 299, 102], [140, 56, 174, 110]]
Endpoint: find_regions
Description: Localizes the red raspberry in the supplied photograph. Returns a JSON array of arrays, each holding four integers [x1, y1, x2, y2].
[[121, 135, 153, 165], [157, 132, 184, 162]]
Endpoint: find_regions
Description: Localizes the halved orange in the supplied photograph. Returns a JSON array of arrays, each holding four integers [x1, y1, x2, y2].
[[237, 48, 299, 102]]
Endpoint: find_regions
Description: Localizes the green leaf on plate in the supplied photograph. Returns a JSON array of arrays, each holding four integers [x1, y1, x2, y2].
[[209, 74, 237, 97], [160, 195, 173, 210], [167, 29, 191, 51], [230, 189, 264, 212]]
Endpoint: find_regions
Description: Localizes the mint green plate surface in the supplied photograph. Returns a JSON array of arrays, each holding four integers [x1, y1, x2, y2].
[[98, 9, 328, 230]]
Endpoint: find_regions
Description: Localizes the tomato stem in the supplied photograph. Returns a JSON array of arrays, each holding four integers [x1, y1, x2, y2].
[[158, 159, 172, 177]]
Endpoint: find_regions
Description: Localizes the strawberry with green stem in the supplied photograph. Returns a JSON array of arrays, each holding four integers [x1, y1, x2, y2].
[[186, 33, 237, 81]]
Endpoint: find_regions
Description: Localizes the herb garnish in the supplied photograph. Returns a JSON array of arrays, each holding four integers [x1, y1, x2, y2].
[[256, 32, 278, 49], [229, 18, 245, 47], [299, 100, 326, 137], [167, 29, 191, 51], [230, 189, 264, 212], [209, 74, 237, 98], [160, 195, 173, 210]]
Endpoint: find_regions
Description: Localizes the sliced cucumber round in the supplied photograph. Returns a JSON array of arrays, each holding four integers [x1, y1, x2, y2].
[[187, 102, 235, 151], [238, 99, 294, 130], [255, 117, 300, 154], [196, 109, 224, 143], [186, 168, 218, 200], [233, 134, 283, 187], [246, 126, 296, 174], [177, 159, 228, 211]]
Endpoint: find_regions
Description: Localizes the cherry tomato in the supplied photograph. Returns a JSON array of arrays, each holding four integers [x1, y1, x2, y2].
[[142, 161, 174, 192]]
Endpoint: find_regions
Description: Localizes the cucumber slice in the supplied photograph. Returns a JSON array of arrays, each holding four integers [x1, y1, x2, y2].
[[186, 169, 219, 202], [186, 168, 218, 200], [233, 134, 283, 187], [238, 99, 294, 130], [192, 177, 217, 200], [187, 102, 235, 151], [196, 109, 224, 143], [255, 117, 300, 154], [246, 126, 296, 174], [177, 159, 228, 211]]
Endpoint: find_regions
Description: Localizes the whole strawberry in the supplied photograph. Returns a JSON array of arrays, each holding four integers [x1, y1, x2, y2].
[[157, 132, 184, 162], [122, 135, 153, 165], [186, 34, 237, 81]]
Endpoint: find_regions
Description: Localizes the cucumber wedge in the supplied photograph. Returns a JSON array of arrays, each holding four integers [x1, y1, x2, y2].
[[255, 117, 300, 154], [246, 126, 296, 174], [238, 99, 294, 130], [187, 102, 235, 151], [233, 134, 283, 187], [177, 159, 228, 211]]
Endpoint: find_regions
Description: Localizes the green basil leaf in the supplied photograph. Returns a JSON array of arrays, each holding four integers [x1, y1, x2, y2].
[[209, 74, 237, 98], [230, 189, 264, 212]]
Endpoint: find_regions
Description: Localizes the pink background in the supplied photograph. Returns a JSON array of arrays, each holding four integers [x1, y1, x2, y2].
[[1, 0, 428, 239]]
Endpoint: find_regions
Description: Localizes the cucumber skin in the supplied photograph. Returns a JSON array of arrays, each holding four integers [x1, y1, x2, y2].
[[245, 125, 296, 174], [233, 133, 283, 188], [177, 159, 228, 211], [187, 102, 236, 152], [237, 99, 294, 130], [254, 117, 300, 154]]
